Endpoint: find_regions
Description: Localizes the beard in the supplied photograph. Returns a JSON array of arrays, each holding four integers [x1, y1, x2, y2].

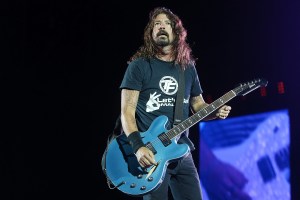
[[155, 36, 170, 47]]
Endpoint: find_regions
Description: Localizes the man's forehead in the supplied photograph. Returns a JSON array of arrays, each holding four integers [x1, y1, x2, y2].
[[154, 14, 170, 21]]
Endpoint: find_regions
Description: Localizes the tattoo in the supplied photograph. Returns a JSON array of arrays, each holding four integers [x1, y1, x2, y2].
[[190, 96, 201, 106], [190, 95, 207, 112], [124, 90, 138, 108], [121, 89, 139, 132]]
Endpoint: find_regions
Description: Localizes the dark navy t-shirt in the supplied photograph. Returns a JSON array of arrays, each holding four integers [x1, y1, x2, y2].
[[120, 57, 203, 133]]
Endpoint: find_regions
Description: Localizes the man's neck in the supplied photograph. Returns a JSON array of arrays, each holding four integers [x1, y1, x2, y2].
[[156, 46, 174, 62], [156, 54, 174, 62]]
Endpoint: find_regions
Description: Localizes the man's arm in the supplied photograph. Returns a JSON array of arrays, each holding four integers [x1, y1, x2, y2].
[[120, 88, 156, 168], [189, 94, 231, 120], [120, 88, 139, 136]]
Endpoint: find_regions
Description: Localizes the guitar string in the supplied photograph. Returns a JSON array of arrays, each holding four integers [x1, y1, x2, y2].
[[147, 91, 236, 149]]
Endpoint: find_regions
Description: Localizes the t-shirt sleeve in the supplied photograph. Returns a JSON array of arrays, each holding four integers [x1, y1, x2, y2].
[[119, 60, 144, 91]]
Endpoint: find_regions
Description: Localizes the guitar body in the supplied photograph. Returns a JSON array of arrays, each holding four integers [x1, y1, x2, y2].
[[105, 115, 190, 196], [103, 78, 268, 197]]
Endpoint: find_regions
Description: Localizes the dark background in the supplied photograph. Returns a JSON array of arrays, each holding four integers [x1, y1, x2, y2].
[[3, 0, 300, 199]]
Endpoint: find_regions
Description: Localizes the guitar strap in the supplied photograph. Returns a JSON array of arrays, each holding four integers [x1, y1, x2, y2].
[[174, 66, 203, 151], [173, 65, 185, 127]]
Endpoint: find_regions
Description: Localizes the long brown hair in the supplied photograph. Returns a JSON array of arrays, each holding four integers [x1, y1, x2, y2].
[[129, 7, 196, 69]]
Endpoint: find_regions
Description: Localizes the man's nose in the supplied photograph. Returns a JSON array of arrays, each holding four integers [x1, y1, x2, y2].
[[159, 25, 165, 30]]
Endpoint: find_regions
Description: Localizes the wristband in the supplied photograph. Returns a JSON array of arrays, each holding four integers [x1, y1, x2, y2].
[[127, 131, 145, 153]]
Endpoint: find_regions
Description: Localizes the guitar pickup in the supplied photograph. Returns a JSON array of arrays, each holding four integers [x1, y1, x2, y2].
[[158, 133, 172, 147], [146, 142, 157, 154]]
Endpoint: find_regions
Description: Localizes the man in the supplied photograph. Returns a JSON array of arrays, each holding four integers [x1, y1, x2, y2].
[[119, 7, 236, 200]]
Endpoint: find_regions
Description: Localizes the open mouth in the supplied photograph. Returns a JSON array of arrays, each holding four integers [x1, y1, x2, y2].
[[158, 35, 168, 38], [157, 31, 168, 37]]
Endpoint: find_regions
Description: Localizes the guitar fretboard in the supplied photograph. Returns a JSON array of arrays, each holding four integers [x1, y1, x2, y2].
[[167, 90, 236, 140]]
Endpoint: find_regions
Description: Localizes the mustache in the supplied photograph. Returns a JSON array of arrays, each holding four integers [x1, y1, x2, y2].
[[157, 30, 169, 37]]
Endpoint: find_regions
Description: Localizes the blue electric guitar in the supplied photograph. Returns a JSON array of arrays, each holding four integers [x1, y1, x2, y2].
[[103, 78, 268, 196]]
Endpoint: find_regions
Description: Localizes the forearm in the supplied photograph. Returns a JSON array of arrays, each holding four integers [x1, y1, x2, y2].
[[120, 89, 145, 153], [190, 95, 228, 121], [196, 103, 218, 121], [121, 112, 138, 136], [190, 96, 217, 121], [120, 89, 139, 136]]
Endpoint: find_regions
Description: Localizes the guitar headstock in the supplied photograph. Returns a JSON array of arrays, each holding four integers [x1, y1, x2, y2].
[[233, 78, 268, 96]]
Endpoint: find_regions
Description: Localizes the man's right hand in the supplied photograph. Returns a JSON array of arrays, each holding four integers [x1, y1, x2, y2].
[[135, 147, 157, 168]]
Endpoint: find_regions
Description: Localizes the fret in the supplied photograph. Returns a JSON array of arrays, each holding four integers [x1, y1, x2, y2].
[[165, 79, 268, 140]]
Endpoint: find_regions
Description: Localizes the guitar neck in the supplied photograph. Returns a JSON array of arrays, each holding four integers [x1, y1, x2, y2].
[[167, 90, 237, 140]]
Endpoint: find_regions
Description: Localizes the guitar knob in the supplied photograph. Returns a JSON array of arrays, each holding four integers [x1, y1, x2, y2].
[[130, 183, 136, 188], [140, 186, 146, 190], [147, 177, 153, 181], [137, 174, 143, 179]]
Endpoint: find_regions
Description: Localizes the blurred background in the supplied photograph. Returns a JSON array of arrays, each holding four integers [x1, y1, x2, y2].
[[3, 0, 299, 199]]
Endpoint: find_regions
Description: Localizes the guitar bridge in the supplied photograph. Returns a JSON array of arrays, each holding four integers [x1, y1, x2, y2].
[[146, 161, 160, 179]]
